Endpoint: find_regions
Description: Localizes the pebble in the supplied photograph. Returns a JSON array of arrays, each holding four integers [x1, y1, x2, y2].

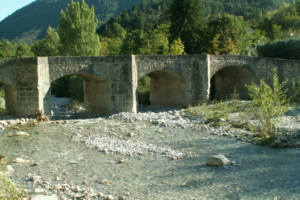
[[105, 195, 114, 200], [15, 131, 30, 137], [35, 188, 45, 194], [13, 158, 30, 163], [6, 165, 14, 173]]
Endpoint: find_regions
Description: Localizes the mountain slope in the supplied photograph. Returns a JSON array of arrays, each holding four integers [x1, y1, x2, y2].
[[0, 0, 143, 43]]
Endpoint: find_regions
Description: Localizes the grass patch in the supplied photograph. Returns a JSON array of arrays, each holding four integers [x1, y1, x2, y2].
[[0, 172, 25, 199]]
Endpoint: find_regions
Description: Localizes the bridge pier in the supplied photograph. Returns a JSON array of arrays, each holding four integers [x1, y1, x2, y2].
[[84, 80, 109, 114]]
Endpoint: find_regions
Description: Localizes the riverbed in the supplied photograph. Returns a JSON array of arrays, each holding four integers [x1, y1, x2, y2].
[[1, 114, 300, 200]]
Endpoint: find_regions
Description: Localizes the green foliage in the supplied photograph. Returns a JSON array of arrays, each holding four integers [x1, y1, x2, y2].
[[205, 13, 251, 55], [0, 39, 33, 58], [257, 38, 300, 59], [0, 172, 25, 199], [0, 0, 142, 43], [246, 69, 290, 137], [256, 1, 300, 40], [14, 43, 34, 58], [168, 0, 206, 54], [31, 26, 59, 56], [169, 38, 185, 55], [58, 0, 100, 56]]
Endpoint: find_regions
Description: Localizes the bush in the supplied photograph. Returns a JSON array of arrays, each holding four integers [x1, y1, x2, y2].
[[0, 172, 25, 199], [246, 69, 290, 137]]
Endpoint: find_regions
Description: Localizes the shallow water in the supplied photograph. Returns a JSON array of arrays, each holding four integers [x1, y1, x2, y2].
[[1, 118, 300, 199]]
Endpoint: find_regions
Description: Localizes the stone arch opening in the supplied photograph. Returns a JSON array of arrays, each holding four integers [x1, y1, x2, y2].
[[139, 70, 187, 109], [50, 73, 109, 116], [210, 65, 256, 100], [0, 81, 17, 115]]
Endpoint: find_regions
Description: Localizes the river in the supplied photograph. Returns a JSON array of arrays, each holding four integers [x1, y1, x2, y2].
[[1, 114, 300, 200]]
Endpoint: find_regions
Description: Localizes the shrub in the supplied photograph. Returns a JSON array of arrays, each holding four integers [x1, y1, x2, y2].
[[246, 69, 290, 137], [0, 172, 25, 199]]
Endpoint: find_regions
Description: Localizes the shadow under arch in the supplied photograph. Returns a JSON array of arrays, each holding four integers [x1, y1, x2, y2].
[[210, 65, 257, 100], [49, 73, 109, 115], [143, 70, 187, 108], [0, 81, 17, 115]]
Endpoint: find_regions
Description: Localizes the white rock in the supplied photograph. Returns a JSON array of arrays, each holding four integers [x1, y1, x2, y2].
[[34, 188, 45, 194], [6, 165, 14, 173], [31, 195, 58, 200], [54, 184, 62, 190], [129, 132, 135, 137], [15, 131, 30, 137], [105, 195, 114, 200], [98, 192, 104, 197], [13, 158, 30, 163], [206, 154, 230, 166]]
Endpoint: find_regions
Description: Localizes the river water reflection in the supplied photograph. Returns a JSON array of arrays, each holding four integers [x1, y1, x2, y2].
[[1, 118, 300, 199]]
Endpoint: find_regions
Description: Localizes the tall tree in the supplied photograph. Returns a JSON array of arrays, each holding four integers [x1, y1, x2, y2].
[[206, 14, 251, 55], [58, 0, 100, 56], [31, 26, 59, 56], [168, 0, 206, 54]]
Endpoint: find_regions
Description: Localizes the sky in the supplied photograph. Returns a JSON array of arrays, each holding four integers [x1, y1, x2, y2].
[[0, 0, 35, 22]]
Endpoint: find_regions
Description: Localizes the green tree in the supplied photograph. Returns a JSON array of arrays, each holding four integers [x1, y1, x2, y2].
[[168, 0, 206, 54], [15, 43, 34, 58], [206, 13, 251, 55], [169, 38, 185, 55], [31, 26, 59, 56], [58, 0, 100, 56]]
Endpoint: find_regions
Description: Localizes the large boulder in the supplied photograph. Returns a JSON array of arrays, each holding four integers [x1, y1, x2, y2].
[[206, 154, 230, 166]]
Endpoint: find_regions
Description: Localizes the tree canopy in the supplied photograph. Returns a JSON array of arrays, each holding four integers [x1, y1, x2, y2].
[[58, 0, 100, 56]]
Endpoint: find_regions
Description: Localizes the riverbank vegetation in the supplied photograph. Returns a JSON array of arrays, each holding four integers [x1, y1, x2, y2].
[[0, 171, 25, 199]]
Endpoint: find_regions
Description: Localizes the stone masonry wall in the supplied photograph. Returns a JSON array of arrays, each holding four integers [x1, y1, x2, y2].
[[1, 55, 300, 117]]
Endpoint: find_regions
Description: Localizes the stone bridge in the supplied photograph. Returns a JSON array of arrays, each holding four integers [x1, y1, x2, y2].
[[1, 54, 300, 117]]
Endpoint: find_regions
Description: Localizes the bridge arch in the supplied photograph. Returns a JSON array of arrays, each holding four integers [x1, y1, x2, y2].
[[210, 63, 257, 100], [139, 69, 187, 107], [0, 81, 17, 116], [49, 72, 109, 114]]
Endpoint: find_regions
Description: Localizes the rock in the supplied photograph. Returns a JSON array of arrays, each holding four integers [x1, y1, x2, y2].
[[129, 132, 135, 137], [31, 195, 58, 200], [98, 192, 104, 198], [99, 180, 112, 184], [30, 175, 41, 182], [206, 154, 230, 166], [6, 165, 14, 173], [15, 131, 30, 137], [105, 195, 114, 200], [34, 188, 45, 194], [13, 158, 29, 163], [54, 184, 62, 190]]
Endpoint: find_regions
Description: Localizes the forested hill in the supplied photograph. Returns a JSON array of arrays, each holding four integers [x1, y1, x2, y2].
[[203, 0, 294, 21], [0, 0, 294, 43], [0, 0, 143, 43]]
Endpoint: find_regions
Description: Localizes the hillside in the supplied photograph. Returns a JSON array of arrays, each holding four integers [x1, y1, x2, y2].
[[0, 0, 294, 43], [0, 0, 143, 43]]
